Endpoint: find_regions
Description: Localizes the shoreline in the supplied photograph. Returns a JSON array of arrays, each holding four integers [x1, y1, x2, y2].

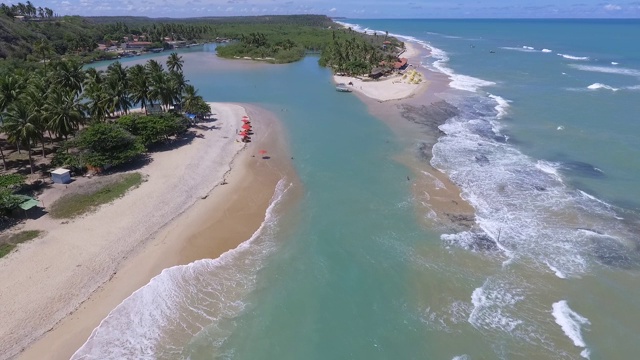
[[332, 42, 430, 102], [344, 40, 477, 229], [2, 103, 292, 360]]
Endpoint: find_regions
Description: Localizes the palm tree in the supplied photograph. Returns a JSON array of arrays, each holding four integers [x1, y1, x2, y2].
[[45, 87, 85, 140], [24, 76, 49, 156], [52, 60, 85, 94], [168, 70, 187, 107], [3, 101, 41, 174], [166, 52, 184, 73], [83, 69, 109, 122], [33, 38, 54, 75], [181, 84, 199, 114], [0, 74, 25, 112], [127, 64, 150, 112], [105, 62, 131, 116], [145, 59, 164, 76]]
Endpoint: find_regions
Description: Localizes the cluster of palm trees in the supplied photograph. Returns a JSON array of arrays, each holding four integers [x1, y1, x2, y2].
[[101, 22, 211, 45], [0, 1, 54, 18], [0, 52, 208, 174], [320, 36, 389, 76]]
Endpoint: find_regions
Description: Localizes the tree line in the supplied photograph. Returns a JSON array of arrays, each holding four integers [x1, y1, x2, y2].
[[0, 1, 54, 18], [0, 52, 210, 174]]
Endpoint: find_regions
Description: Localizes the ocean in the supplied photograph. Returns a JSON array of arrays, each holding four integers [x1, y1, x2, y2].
[[75, 19, 640, 359]]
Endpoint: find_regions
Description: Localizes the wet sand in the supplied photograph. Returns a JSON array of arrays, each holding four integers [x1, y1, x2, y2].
[[353, 42, 476, 230], [15, 105, 294, 360]]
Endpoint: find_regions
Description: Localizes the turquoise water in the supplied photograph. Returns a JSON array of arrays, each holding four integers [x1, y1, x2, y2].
[[76, 20, 640, 360]]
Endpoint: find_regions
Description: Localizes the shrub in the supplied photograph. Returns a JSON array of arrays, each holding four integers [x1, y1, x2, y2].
[[117, 113, 188, 147], [75, 122, 145, 168]]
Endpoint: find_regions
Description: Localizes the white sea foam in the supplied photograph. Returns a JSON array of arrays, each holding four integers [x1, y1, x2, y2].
[[468, 280, 524, 333], [557, 125, 565, 130], [500, 46, 537, 53], [558, 53, 590, 61], [71, 180, 292, 359], [452, 355, 471, 360], [421, 170, 446, 189], [552, 300, 590, 349], [431, 91, 633, 279], [587, 83, 619, 91], [541, 48, 553, 53], [546, 262, 567, 278], [611, 62, 619, 65], [337, 21, 496, 93], [570, 64, 640, 77], [488, 94, 510, 119], [535, 160, 563, 182], [523, 46, 535, 50]]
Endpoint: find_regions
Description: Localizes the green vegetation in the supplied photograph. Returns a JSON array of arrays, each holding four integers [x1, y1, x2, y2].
[[0, 173, 25, 189], [49, 172, 142, 219], [0, 229, 41, 258], [1, 52, 208, 174], [72, 122, 145, 168], [0, 174, 25, 216], [117, 113, 188, 147], [0, 243, 15, 258], [0, 3, 399, 74]]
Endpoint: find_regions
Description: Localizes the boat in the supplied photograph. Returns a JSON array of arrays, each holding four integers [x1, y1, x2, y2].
[[149, 48, 164, 53], [335, 83, 352, 92]]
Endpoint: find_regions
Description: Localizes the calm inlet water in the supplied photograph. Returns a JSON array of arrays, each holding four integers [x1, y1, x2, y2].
[[76, 20, 640, 359]]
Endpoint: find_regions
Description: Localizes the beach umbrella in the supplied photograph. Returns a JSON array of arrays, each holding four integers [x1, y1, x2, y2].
[[242, 115, 249, 118], [239, 131, 250, 136], [242, 119, 251, 123], [242, 124, 251, 130]]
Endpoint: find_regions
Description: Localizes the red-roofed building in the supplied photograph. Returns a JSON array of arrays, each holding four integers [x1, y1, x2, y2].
[[394, 57, 408, 70]]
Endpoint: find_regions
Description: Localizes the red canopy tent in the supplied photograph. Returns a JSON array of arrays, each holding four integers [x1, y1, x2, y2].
[[241, 124, 252, 130]]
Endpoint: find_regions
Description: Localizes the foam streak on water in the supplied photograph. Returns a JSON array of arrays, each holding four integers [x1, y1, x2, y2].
[[552, 300, 590, 356], [71, 180, 291, 360]]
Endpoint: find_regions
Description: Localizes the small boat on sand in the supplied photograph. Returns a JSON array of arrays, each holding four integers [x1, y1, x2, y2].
[[336, 83, 352, 92]]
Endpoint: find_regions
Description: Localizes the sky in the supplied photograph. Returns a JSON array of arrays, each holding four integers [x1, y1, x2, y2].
[[24, 0, 640, 18]]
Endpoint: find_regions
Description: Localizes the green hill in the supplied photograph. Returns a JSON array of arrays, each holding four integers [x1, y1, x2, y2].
[[0, 14, 100, 60]]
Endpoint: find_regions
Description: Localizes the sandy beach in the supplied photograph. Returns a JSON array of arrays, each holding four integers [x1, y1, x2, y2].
[[0, 103, 291, 360], [333, 42, 430, 102]]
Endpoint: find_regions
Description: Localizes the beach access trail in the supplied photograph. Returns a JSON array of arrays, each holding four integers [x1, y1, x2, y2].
[[0, 103, 271, 360]]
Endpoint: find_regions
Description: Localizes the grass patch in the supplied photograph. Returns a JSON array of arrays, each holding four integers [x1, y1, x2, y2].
[[49, 172, 143, 219], [0, 230, 42, 259], [0, 243, 16, 258]]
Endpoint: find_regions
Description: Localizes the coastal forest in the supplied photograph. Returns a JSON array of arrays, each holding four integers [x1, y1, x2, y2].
[[0, 2, 403, 218], [0, 52, 210, 217]]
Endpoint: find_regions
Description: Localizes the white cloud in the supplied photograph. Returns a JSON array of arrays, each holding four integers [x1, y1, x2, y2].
[[329, 7, 337, 12], [604, 4, 622, 11]]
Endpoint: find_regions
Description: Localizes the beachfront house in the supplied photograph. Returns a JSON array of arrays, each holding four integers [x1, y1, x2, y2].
[[370, 67, 386, 79], [122, 42, 153, 51], [394, 57, 409, 71]]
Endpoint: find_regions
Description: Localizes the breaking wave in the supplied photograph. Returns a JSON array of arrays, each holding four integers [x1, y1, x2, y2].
[[558, 54, 590, 61], [570, 64, 640, 77], [336, 20, 496, 93], [552, 301, 590, 355], [71, 180, 292, 359], [587, 83, 619, 91]]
